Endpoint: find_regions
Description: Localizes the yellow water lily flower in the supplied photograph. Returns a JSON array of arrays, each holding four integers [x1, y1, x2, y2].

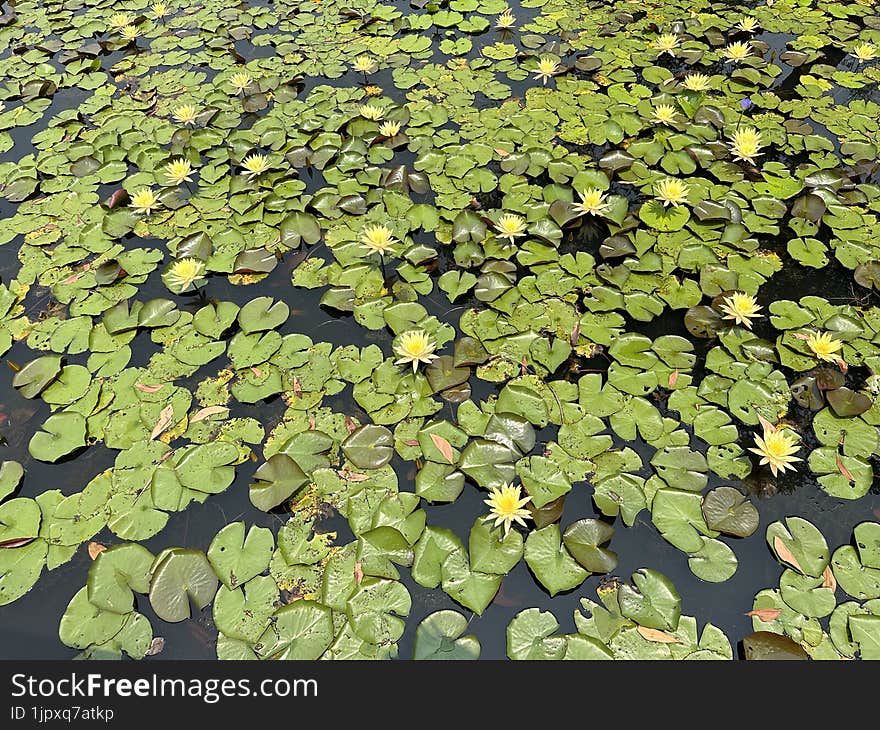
[[718, 291, 762, 328], [363, 84, 383, 97], [723, 41, 753, 63], [120, 24, 140, 41], [806, 331, 843, 362], [360, 224, 397, 255], [654, 178, 690, 207], [736, 17, 759, 33], [151, 3, 169, 18], [482, 483, 532, 537], [164, 258, 206, 293], [359, 103, 384, 121], [495, 213, 527, 242], [164, 158, 193, 186], [573, 188, 610, 217], [352, 56, 376, 73], [851, 43, 878, 63], [109, 12, 133, 29], [241, 153, 271, 179], [533, 56, 561, 85], [130, 188, 160, 215], [729, 127, 764, 165], [228, 71, 252, 94], [748, 424, 802, 477], [682, 73, 712, 91], [651, 33, 680, 56], [393, 330, 439, 373], [378, 120, 402, 137], [652, 104, 679, 125], [495, 9, 516, 29], [172, 103, 199, 125]]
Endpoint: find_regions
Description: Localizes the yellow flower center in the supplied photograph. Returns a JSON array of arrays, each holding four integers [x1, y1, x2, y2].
[[853, 43, 877, 62], [652, 33, 680, 54], [482, 483, 532, 536], [242, 153, 270, 178], [806, 331, 843, 361], [359, 104, 385, 121], [378, 120, 402, 137], [173, 104, 199, 125], [131, 188, 159, 214], [748, 426, 802, 477], [229, 72, 252, 93], [724, 41, 752, 62], [360, 225, 397, 254], [164, 159, 193, 185], [165, 258, 206, 292], [729, 127, 764, 164], [718, 291, 761, 328], [654, 178, 690, 207], [496, 213, 527, 241], [574, 188, 609, 216], [652, 104, 678, 125], [393, 330, 439, 372], [682, 73, 712, 91]]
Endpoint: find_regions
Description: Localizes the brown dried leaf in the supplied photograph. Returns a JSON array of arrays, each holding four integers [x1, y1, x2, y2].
[[145, 637, 165, 657], [88, 542, 107, 560], [150, 404, 175, 441], [293, 376, 303, 398], [822, 565, 837, 593], [756, 413, 777, 433], [773, 535, 803, 572], [354, 561, 364, 585], [745, 608, 782, 622], [494, 148, 510, 158], [135, 383, 163, 393], [344, 416, 358, 434], [190, 405, 229, 423], [668, 369, 679, 388], [836, 452, 854, 482], [636, 627, 680, 644], [403, 439, 419, 447], [430, 434, 455, 464]]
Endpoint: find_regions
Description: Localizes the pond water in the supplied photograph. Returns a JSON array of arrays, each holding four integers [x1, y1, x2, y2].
[[1, 0, 880, 661]]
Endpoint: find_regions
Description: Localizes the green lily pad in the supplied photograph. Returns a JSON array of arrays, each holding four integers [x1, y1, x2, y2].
[[413, 610, 480, 660], [342, 425, 394, 469], [701, 486, 759, 537], [28, 411, 87, 463], [249, 454, 309, 512], [148, 548, 218, 623], [524, 524, 588, 596], [86, 543, 154, 614], [618, 569, 681, 631], [562, 519, 617, 573], [208, 522, 274, 590]]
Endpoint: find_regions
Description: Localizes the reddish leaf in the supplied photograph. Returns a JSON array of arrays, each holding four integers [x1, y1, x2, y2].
[[338, 469, 369, 482], [836, 452, 854, 482], [150, 404, 175, 440], [668, 369, 679, 388], [135, 383, 164, 393], [0, 537, 36, 549], [430, 434, 455, 464], [773, 535, 803, 573], [344, 416, 358, 434], [190, 405, 229, 423], [637, 627, 680, 644], [822, 565, 837, 592], [745, 608, 782, 622], [88, 542, 106, 560], [354, 561, 364, 585], [293, 376, 303, 398]]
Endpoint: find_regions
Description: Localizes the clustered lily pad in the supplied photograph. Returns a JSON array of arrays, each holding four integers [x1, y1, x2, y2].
[[0, 0, 879, 660]]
